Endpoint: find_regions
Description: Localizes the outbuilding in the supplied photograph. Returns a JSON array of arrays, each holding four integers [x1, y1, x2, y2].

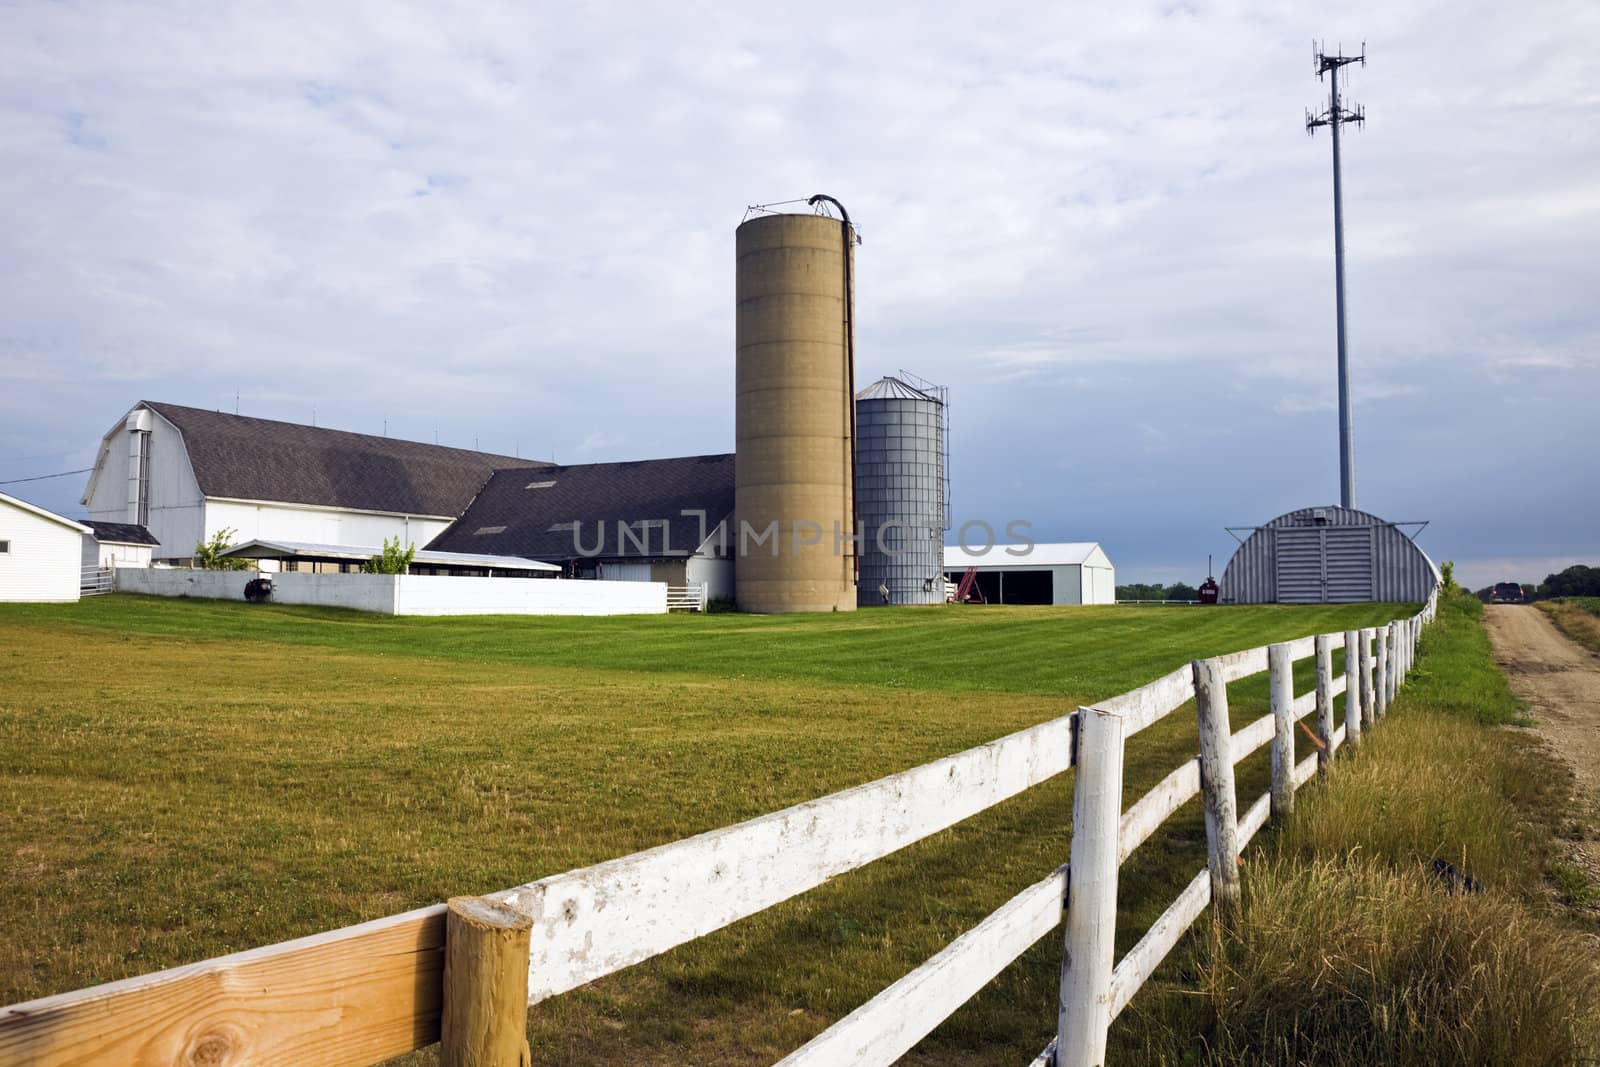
[[1219, 504, 1438, 604], [82, 521, 159, 571], [0, 490, 93, 603], [943, 542, 1116, 606]]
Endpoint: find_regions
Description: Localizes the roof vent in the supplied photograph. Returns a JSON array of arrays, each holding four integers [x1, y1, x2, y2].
[[525, 480, 557, 490], [1312, 508, 1329, 525], [473, 525, 507, 535]]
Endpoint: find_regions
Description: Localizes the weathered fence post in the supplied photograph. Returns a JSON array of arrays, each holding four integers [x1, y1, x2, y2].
[[1343, 630, 1362, 752], [1268, 643, 1295, 819], [1388, 621, 1401, 703], [1058, 707, 1124, 1067], [1192, 658, 1242, 921], [1314, 634, 1335, 774], [1374, 626, 1390, 719], [442, 897, 534, 1067], [1359, 628, 1376, 731]]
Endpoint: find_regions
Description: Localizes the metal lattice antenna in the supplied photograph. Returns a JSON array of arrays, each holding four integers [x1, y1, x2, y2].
[[1305, 40, 1366, 510]]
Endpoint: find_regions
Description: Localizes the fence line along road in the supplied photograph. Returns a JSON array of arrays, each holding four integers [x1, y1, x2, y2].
[[0, 591, 1437, 1067]]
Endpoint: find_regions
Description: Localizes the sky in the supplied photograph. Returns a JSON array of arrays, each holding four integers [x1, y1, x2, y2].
[[2, 1, 1596, 590]]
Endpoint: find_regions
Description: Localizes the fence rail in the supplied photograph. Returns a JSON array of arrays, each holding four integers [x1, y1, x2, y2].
[[665, 582, 708, 612], [79, 565, 112, 596], [0, 592, 1437, 1066]]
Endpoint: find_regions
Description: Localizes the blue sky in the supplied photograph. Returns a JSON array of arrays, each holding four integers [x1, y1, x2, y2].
[[2, 2, 1596, 589]]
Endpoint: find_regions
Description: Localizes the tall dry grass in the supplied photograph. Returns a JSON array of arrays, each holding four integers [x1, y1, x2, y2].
[[1114, 592, 1600, 1065]]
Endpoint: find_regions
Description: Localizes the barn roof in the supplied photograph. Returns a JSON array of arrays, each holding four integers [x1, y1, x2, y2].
[[83, 521, 159, 546], [142, 402, 542, 517], [427, 453, 735, 563]]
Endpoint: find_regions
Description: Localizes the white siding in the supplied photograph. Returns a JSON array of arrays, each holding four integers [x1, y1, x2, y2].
[[81, 536, 154, 570], [84, 408, 205, 560], [1082, 564, 1116, 605], [0, 501, 84, 602], [685, 556, 734, 600], [202, 500, 450, 556], [1051, 565, 1082, 605]]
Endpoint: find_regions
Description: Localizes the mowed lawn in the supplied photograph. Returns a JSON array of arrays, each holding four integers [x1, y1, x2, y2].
[[0, 595, 1409, 1065]]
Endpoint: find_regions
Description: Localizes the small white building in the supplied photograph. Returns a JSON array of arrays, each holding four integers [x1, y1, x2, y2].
[[0, 490, 93, 603], [82, 521, 159, 570], [944, 542, 1116, 606]]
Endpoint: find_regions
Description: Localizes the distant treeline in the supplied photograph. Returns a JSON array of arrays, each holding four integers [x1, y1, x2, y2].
[[1116, 582, 1201, 602], [1474, 563, 1600, 602]]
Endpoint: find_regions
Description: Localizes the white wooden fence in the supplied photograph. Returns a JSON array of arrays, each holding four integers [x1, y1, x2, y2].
[[0, 593, 1437, 1066], [666, 581, 708, 612]]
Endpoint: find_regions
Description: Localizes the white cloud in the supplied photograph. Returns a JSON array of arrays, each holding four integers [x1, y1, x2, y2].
[[1, 0, 1597, 565]]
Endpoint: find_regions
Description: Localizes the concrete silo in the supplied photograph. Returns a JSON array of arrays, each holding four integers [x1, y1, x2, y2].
[[855, 376, 947, 606], [734, 210, 857, 613]]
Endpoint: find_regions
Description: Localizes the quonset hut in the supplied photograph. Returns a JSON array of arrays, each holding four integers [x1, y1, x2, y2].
[[1219, 504, 1438, 604], [855, 376, 947, 606]]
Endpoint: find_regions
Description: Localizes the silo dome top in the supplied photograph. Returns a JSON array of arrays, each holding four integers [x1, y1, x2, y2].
[[856, 376, 939, 403]]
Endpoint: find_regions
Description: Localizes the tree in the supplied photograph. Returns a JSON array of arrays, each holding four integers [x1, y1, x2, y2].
[[364, 537, 417, 575], [1164, 582, 1200, 602], [193, 527, 251, 570], [1535, 564, 1600, 600]]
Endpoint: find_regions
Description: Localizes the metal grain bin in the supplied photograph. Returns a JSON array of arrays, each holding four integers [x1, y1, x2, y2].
[[855, 376, 947, 606]]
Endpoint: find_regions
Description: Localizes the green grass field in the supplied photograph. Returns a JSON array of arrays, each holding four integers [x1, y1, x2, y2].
[[0, 594, 1410, 1064]]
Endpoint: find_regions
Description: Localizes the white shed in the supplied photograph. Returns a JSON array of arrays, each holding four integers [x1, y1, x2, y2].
[[0, 491, 93, 603], [944, 542, 1116, 605]]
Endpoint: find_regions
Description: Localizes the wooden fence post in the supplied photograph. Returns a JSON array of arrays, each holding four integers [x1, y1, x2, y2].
[[1057, 707, 1124, 1067], [1192, 658, 1242, 921], [1268, 643, 1295, 819], [442, 897, 534, 1067], [1314, 634, 1335, 774], [1343, 630, 1362, 752], [1359, 628, 1376, 731], [1374, 626, 1389, 719], [1388, 622, 1401, 703]]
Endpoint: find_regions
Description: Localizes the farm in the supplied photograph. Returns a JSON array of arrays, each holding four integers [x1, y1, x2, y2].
[[0, 595, 1409, 1063]]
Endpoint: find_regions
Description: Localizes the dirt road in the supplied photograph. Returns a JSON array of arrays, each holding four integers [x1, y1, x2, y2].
[[1484, 604, 1600, 880]]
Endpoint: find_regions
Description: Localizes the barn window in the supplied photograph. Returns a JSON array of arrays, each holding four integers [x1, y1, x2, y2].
[[0, 540, 9, 554]]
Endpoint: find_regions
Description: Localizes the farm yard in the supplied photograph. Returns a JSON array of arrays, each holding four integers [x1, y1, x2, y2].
[[0, 595, 1411, 1064]]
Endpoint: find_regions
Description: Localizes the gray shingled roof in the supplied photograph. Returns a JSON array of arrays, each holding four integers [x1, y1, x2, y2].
[[427, 453, 734, 563], [83, 521, 159, 546], [145, 402, 545, 517]]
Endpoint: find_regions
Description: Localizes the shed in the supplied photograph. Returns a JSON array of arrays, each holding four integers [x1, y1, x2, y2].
[[0, 490, 92, 603], [82, 521, 159, 570], [943, 542, 1115, 605], [1219, 505, 1438, 604]]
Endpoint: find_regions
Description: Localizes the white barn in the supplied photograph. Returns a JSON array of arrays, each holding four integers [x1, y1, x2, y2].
[[944, 542, 1116, 605], [0, 491, 92, 603], [82, 402, 542, 564]]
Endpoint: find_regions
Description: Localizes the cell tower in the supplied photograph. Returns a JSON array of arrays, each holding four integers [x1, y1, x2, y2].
[[1305, 41, 1366, 509]]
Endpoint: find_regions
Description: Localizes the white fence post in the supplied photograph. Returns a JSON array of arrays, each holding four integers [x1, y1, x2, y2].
[[1268, 642, 1295, 819], [1374, 626, 1390, 719], [1192, 658, 1242, 920], [1057, 707, 1124, 1067], [1343, 629, 1362, 752], [1314, 634, 1335, 774], [1359, 628, 1376, 731], [1388, 621, 1401, 703]]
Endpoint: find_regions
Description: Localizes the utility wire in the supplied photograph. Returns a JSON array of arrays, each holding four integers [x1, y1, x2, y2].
[[0, 467, 94, 486]]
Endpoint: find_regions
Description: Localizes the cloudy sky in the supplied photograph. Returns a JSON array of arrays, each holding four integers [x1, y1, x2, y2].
[[2, 1, 1595, 588]]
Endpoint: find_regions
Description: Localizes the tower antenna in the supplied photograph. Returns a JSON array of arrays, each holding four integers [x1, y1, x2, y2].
[[1305, 40, 1366, 508]]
